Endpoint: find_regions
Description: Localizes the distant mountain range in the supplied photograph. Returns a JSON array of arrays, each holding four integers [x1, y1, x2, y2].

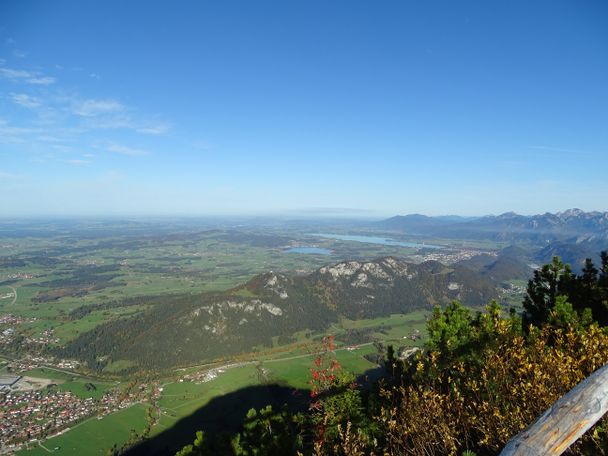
[[380, 209, 608, 242], [59, 257, 499, 371], [379, 209, 608, 269]]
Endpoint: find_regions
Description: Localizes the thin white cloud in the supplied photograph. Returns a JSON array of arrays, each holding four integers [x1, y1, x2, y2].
[[81, 114, 133, 130], [0, 66, 56, 85], [0, 55, 172, 165], [106, 143, 148, 156], [10, 93, 42, 109], [0, 64, 57, 85], [63, 159, 91, 166], [27, 76, 56, 85], [0, 67, 32, 79], [59, 94, 169, 134], [36, 135, 63, 143], [72, 98, 125, 117], [13, 50, 28, 59], [136, 123, 170, 135]]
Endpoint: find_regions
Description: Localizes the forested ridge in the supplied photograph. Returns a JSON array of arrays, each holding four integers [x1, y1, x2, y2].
[[58, 257, 498, 372]]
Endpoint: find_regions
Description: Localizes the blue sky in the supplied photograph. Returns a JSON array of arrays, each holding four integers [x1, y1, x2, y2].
[[0, 0, 607, 217]]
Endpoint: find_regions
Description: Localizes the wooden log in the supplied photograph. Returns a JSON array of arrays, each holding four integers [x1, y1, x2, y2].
[[500, 363, 608, 455]]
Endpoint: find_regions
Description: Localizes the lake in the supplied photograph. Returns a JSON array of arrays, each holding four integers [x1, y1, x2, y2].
[[311, 233, 442, 249], [283, 247, 333, 255]]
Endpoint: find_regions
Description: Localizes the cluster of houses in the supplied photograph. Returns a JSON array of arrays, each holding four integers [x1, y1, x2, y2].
[[0, 314, 36, 325], [0, 390, 95, 445], [0, 314, 37, 347], [182, 366, 226, 384], [499, 281, 527, 298], [180, 363, 250, 384], [0, 383, 144, 450], [3, 273, 36, 280], [27, 329, 60, 346], [0, 327, 15, 343], [3, 356, 77, 374], [415, 249, 495, 265], [405, 329, 422, 342], [3, 356, 48, 373], [0, 317, 60, 350], [56, 360, 80, 370]]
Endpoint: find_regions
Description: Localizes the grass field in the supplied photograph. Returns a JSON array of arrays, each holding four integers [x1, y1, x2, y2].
[[53, 380, 114, 400], [262, 344, 378, 389], [324, 311, 430, 351], [157, 343, 378, 414], [18, 404, 150, 456], [103, 359, 137, 374], [156, 364, 260, 425], [23, 368, 79, 380], [23, 368, 115, 399]]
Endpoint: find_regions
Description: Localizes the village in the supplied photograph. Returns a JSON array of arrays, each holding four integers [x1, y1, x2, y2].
[[0, 375, 160, 453], [0, 313, 60, 350], [416, 248, 497, 265], [0, 323, 161, 455], [0, 389, 99, 446]]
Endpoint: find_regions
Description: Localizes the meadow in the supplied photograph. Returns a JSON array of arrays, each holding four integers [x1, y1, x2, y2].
[[23, 367, 115, 399], [18, 404, 150, 456]]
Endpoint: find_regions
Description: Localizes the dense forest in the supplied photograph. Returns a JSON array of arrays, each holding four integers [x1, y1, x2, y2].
[[168, 252, 608, 456]]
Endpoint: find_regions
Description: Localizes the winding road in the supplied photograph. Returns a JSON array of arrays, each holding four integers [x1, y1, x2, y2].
[[9, 286, 17, 305]]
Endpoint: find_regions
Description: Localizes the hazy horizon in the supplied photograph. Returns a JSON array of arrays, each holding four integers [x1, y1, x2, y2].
[[0, 207, 605, 222]]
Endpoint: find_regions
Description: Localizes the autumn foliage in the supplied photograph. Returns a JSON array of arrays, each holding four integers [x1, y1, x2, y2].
[[373, 307, 608, 455]]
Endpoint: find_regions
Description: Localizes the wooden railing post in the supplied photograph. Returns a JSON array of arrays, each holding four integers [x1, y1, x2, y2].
[[500, 363, 608, 455]]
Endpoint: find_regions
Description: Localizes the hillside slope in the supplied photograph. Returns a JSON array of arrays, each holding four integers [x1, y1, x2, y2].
[[59, 257, 498, 371]]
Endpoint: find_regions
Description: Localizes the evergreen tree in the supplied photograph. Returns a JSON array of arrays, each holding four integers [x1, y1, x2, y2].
[[523, 256, 574, 327], [427, 301, 474, 355]]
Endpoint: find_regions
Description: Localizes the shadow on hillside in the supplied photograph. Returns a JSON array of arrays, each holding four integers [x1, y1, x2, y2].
[[125, 366, 387, 456], [358, 366, 385, 385], [125, 383, 309, 456]]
